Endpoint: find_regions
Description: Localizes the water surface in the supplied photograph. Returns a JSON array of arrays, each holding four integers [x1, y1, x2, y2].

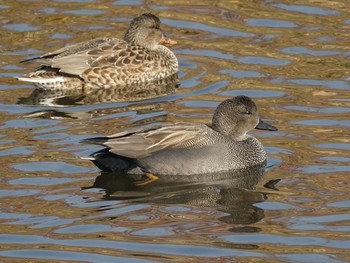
[[0, 1, 349, 262]]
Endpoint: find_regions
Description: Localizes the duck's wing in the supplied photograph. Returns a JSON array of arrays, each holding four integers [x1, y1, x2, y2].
[[83, 123, 212, 159], [22, 39, 162, 77], [86, 43, 161, 71], [21, 37, 118, 63]]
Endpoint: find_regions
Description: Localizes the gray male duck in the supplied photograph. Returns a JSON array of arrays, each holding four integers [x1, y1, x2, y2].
[[82, 96, 277, 177], [17, 13, 178, 90]]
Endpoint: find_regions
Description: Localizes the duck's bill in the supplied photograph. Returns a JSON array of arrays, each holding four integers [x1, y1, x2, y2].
[[160, 36, 177, 46], [255, 119, 278, 131]]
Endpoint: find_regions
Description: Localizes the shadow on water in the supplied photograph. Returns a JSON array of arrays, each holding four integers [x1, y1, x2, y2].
[[85, 163, 280, 226], [17, 73, 180, 106]]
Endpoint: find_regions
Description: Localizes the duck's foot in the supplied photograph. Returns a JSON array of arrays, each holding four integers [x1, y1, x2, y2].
[[133, 173, 159, 186]]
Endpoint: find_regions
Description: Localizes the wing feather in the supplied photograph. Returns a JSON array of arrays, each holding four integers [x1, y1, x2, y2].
[[21, 37, 118, 63], [101, 123, 211, 159]]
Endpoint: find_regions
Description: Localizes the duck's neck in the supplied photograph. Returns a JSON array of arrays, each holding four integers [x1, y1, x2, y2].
[[212, 123, 249, 141]]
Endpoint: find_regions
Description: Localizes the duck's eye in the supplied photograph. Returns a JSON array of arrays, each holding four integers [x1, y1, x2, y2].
[[242, 110, 252, 115]]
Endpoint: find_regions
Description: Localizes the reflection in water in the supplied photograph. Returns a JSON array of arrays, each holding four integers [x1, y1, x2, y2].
[[17, 74, 179, 106], [86, 164, 277, 225], [21, 97, 174, 123]]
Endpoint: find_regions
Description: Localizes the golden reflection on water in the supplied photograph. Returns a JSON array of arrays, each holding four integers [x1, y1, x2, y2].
[[0, 0, 350, 262]]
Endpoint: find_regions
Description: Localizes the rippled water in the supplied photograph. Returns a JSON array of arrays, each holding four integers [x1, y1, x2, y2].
[[1, 1, 350, 262]]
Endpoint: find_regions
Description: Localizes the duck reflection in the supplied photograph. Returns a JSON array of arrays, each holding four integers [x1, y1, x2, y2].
[[86, 164, 278, 225], [18, 73, 179, 106]]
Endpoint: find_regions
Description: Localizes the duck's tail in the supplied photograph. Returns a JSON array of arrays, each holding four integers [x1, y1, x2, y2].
[[16, 70, 82, 89], [16, 75, 65, 83]]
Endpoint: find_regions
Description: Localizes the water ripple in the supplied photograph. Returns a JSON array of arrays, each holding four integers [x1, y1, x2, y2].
[[63, 9, 106, 15], [271, 3, 340, 16], [246, 18, 297, 28], [289, 214, 350, 232], [163, 19, 254, 37], [238, 56, 291, 66], [284, 106, 350, 114], [288, 79, 350, 90], [12, 161, 93, 173], [0, 189, 40, 197], [0, 249, 156, 263], [0, 234, 266, 258], [221, 89, 286, 98], [3, 23, 41, 32], [176, 49, 235, 60], [0, 146, 34, 156], [221, 233, 350, 249], [293, 119, 350, 128], [113, 0, 144, 6], [219, 69, 265, 78], [279, 254, 346, 263], [303, 165, 350, 174], [281, 47, 343, 56], [314, 143, 350, 151], [9, 177, 83, 186]]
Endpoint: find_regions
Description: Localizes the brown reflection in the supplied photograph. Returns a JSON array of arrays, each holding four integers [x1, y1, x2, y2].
[[17, 74, 179, 106], [85, 164, 279, 226]]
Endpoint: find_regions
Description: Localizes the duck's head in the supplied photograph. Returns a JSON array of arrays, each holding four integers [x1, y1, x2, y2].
[[211, 95, 277, 139], [124, 13, 175, 50]]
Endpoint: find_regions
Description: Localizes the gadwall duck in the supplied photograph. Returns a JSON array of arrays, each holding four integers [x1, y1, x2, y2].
[[17, 13, 178, 90], [82, 96, 277, 176]]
